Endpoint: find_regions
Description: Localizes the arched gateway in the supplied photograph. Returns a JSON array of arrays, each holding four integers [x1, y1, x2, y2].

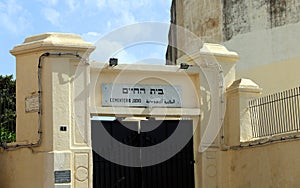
[[0, 33, 238, 188]]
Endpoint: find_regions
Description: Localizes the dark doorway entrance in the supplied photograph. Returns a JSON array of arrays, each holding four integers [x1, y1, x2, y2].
[[92, 119, 195, 188]]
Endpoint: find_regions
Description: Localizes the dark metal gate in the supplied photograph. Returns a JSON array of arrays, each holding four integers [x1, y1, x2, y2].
[[92, 119, 195, 188]]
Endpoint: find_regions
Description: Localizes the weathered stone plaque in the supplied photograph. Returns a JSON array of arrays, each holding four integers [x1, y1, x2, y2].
[[25, 95, 39, 113]]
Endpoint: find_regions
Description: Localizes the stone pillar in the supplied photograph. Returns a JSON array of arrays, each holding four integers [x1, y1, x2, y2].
[[199, 44, 239, 188], [177, 43, 239, 188], [225, 78, 262, 145], [9, 33, 95, 188]]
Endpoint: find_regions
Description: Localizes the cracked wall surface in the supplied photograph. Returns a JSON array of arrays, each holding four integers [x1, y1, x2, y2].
[[223, 0, 300, 40], [167, 0, 300, 48], [167, 0, 300, 94]]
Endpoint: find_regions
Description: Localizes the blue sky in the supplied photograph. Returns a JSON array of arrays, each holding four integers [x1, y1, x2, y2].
[[0, 0, 172, 76]]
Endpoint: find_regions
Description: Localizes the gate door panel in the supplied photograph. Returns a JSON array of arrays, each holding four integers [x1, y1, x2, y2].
[[140, 120, 194, 188], [92, 120, 141, 188], [92, 120, 194, 188]]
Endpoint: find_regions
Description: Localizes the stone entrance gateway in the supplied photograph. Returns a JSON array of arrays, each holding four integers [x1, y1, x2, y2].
[[0, 33, 239, 188]]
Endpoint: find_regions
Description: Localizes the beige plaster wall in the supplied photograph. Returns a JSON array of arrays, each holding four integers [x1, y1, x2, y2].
[[237, 56, 300, 95], [223, 21, 300, 95], [222, 140, 300, 188], [0, 149, 50, 188]]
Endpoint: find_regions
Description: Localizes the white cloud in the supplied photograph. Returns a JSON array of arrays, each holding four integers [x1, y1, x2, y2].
[[87, 32, 102, 36], [65, 0, 78, 11], [42, 8, 61, 26], [84, 0, 106, 9], [37, 0, 78, 12], [41, 0, 58, 6], [130, 0, 151, 9], [83, 0, 152, 27], [0, 0, 31, 35], [51, 0, 58, 5], [90, 38, 144, 64], [0, 15, 17, 34], [70, 0, 170, 33], [96, 0, 106, 9], [118, 10, 136, 26], [105, 0, 151, 11], [91, 40, 125, 62], [81, 32, 102, 43], [106, 21, 112, 30], [114, 50, 138, 64], [88, 21, 170, 65]]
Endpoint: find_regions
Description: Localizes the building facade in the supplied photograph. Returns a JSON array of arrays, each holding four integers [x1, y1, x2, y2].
[[166, 1, 300, 188], [167, 0, 300, 95]]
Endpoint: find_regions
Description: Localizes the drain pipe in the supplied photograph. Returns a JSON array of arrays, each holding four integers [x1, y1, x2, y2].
[[202, 58, 231, 151], [1, 52, 82, 150]]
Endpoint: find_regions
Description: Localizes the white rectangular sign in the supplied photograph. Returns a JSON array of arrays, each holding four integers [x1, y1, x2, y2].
[[102, 83, 182, 107]]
